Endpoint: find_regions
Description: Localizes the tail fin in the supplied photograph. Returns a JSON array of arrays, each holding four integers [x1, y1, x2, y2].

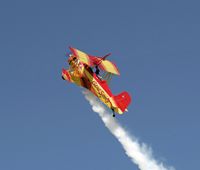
[[113, 91, 131, 113]]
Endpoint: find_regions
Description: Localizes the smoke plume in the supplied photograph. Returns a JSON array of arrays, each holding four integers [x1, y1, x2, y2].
[[84, 91, 175, 170]]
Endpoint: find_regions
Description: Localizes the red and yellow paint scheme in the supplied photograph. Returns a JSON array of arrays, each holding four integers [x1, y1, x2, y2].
[[62, 47, 131, 117]]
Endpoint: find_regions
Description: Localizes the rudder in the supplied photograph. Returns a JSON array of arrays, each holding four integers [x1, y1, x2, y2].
[[113, 91, 131, 113]]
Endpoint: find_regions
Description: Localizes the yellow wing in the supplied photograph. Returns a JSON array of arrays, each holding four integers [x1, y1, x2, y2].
[[69, 47, 120, 75], [69, 47, 92, 66], [99, 60, 120, 75]]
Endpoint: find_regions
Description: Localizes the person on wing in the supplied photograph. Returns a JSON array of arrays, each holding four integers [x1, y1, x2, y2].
[[95, 65, 100, 75], [95, 65, 103, 80]]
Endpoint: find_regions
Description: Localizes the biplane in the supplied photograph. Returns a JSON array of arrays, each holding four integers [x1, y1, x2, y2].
[[62, 47, 131, 117]]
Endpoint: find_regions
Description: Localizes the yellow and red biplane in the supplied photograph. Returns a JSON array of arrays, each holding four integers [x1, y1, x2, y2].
[[62, 47, 131, 117]]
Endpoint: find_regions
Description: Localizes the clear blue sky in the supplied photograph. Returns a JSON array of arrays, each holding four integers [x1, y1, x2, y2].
[[0, 0, 199, 170]]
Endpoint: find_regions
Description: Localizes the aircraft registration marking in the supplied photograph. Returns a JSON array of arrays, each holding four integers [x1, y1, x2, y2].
[[91, 81, 110, 104]]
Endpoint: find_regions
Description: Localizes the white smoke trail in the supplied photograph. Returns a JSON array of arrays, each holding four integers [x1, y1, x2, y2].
[[84, 91, 175, 170]]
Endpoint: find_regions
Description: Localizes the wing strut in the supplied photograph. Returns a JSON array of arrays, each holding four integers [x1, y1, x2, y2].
[[102, 72, 113, 84]]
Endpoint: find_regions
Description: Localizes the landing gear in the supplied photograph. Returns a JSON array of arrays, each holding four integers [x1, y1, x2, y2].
[[62, 76, 65, 80], [111, 108, 115, 117]]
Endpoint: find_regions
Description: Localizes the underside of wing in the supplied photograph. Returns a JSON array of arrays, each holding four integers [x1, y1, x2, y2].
[[99, 60, 120, 75], [69, 47, 93, 66]]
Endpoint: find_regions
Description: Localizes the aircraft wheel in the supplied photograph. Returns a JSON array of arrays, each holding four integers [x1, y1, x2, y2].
[[62, 76, 65, 80], [111, 108, 115, 117]]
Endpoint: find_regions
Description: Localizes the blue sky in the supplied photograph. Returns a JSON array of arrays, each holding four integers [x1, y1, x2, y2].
[[0, 0, 200, 169]]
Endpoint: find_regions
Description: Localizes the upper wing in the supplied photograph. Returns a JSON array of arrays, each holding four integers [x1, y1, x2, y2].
[[98, 60, 120, 75], [69, 47, 94, 66], [69, 47, 120, 75]]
